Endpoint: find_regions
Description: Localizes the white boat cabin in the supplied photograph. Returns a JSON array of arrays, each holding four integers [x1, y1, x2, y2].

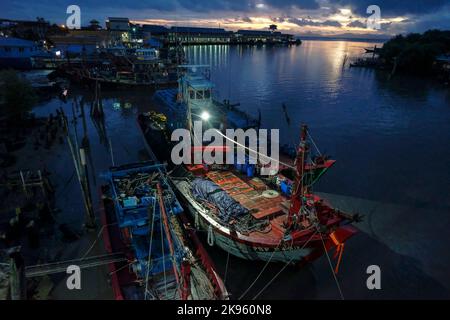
[[178, 65, 214, 113]]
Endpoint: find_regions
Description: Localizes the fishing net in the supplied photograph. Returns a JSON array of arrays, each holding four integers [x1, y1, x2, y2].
[[191, 178, 248, 223]]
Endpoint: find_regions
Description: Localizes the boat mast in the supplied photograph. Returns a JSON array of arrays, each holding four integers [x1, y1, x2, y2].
[[156, 183, 186, 299], [287, 124, 308, 228]]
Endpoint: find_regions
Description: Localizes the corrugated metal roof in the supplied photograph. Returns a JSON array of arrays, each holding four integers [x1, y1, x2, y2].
[[141, 24, 169, 33], [107, 17, 129, 22], [0, 37, 35, 47], [237, 30, 281, 36], [170, 26, 230, 34]]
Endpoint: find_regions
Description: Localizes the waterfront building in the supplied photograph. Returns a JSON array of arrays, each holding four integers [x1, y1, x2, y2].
[[106, 17, 131, 45], [141, 24, 170, 43], [0, 18, 49, 40], [49, 30, 110, 57], [167, 27, 232, 44], [0, 37, 41, 69], [236, 29, 294, 43], [106, 17, 130, 31]]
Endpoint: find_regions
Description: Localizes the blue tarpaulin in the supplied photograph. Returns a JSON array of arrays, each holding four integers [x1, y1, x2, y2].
[[191, 178, 248, 222]]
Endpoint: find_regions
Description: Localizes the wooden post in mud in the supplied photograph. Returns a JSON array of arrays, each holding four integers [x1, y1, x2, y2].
[[389, 57, 398, 80], [79, 147, 96, 229], [8, 247, 26, 300], [91, 80, 104, 118], [62, 114, 97, 230]]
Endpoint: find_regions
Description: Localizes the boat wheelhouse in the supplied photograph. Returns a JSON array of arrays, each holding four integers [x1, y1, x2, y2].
[[152, 65, 258, 134]]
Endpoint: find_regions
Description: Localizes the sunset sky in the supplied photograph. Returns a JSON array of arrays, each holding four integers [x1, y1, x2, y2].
[[2, 0, 450, 38]]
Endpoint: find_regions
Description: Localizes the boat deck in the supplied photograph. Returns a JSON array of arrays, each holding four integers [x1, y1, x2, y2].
[[206, 170, 287, 220]]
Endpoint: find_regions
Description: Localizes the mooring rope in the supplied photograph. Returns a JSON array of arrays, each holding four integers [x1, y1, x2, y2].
[[223, 251, 230, 285], [316, 228, 345, 300], [238, 238, 284, 300], [81, 221, 118, 260], [251, 230, 318, 300]]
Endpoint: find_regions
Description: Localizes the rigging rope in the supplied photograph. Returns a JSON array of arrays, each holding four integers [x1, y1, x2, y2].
[[109, 260, 134, 276], [307, 129, 322, 156], [144, 198, 157, 300], [160, 202, 168, 298], [213, 129, 296, 170]]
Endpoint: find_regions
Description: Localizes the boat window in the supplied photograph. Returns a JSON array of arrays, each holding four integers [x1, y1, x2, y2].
[[189, 90, 195, 99], [204, 89, 211, 99], [19, 47, 24, 53]]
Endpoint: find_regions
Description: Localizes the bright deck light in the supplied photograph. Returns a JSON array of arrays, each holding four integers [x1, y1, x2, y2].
[[200, 111, 210, 121]]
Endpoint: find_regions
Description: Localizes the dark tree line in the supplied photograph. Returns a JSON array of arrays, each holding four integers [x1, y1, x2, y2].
[[380, 30, 450, 75], [0, 70, 37, 121]]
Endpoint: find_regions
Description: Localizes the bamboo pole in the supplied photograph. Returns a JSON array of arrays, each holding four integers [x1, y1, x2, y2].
[[63, 116, 96, 230], [156, 183, 183, 299]]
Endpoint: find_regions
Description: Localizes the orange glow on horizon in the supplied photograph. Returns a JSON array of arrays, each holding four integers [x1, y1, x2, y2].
[[131, 13, 403, 36]]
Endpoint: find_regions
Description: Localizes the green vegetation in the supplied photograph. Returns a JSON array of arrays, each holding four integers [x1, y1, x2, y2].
[[0, 70, 37, 120], [380, 30, 450, 74]]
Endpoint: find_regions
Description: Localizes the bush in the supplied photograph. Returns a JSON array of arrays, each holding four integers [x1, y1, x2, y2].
[[0, 70, 37, 120]]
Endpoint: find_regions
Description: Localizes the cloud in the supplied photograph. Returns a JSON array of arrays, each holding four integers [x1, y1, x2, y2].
[[347, 20, 366, 28], [271, 16, 288, 23], [1, 0, 449, 36], [327, 0, 450, 17], [288, 17, 342, 27], [263, 0, 320, 10]]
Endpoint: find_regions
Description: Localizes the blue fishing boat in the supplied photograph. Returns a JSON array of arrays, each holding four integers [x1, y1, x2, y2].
[[152, 64, 259, 131], [138, 65, 259, 166], [100, 161, 228, 300]]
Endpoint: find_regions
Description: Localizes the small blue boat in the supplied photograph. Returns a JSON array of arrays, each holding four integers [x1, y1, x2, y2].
[[100, 161, 228, 300]]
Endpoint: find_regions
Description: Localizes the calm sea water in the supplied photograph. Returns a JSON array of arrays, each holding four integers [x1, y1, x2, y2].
[[33, 40, 450, 299]]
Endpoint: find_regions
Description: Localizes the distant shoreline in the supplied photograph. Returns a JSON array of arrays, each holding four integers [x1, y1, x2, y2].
[[298, 36, 387, 43]]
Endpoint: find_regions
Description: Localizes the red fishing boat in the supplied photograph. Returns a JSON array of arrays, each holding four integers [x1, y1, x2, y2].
[[169, 125, 359, 270]]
